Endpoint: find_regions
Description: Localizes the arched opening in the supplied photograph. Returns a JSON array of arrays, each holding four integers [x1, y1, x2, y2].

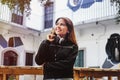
[[3, 50, 18, 66]]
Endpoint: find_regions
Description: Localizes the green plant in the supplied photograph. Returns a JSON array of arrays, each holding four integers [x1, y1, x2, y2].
[[9, 75, 14, 80], [0, 0, 31, 15], [111, 0, 120, 24]]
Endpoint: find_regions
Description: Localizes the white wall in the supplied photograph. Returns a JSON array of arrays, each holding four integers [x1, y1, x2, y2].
[[26, 0, 119, 68], [0, 0, 119, 68], [75, 21, 120, 68], [0, 0, 120, 80], [24, 0, 44, 31]]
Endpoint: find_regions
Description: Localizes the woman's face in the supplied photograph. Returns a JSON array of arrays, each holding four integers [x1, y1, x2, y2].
[[54, 19, 69, 37]]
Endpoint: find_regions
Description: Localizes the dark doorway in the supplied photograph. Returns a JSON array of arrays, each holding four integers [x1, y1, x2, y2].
[[3, 50, 18, 80], [25, 53, 33, 66]]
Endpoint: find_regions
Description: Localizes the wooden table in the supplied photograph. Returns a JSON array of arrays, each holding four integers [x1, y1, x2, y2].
[[74, 67, 120, 80], [0, 66, 43, 80]]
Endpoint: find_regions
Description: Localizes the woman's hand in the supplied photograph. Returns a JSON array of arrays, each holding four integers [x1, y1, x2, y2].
[[47, 33, 55, 42]]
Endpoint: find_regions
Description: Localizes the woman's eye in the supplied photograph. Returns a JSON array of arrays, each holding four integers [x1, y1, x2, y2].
[[56, 23, 66, 26], [56, 23, 58, 25], [61, 23, 66, 26]]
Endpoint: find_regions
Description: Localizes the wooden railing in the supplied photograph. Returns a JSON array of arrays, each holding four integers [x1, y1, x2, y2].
[[74, 67, 120, 80], [0, 66, 43, 80], [0, 66, 120, 80]]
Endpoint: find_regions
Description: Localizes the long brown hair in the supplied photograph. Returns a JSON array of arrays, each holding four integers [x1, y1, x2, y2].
[[55, 17, 77, 45]]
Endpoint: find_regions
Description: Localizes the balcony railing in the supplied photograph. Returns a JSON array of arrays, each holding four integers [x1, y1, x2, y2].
[[0, 0, 118, 27], [0, 3, 12, 23], [0, 3, 25, 30], [53, 0, 118, 25]]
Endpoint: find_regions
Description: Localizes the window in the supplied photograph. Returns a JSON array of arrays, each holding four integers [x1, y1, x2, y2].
[[11, 6, 23, 25], [8, 37, 23, 47], [74, 50, 84, 67], [0, 34, 7, 48], [4, 50, 18, 66], [12, 13, 23, 25], [25, 53, 33, 66], [44, 2, 54, 29]]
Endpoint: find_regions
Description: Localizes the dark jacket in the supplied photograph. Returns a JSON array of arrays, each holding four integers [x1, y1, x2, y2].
[[35, 38, 78, 79]]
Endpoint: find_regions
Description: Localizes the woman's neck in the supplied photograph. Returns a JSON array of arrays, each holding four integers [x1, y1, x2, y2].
[[57, 34, 66, 38]]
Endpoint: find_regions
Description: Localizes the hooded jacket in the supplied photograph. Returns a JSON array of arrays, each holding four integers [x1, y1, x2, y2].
[[35, 37, 78, 79]]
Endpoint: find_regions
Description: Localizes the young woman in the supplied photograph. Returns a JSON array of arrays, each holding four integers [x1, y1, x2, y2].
[[35, 17, 78, 80]]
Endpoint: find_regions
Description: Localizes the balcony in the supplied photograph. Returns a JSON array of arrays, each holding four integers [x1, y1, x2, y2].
[[0, 0, 118, 29]]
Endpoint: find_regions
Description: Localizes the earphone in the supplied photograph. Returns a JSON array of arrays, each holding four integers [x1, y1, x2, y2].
[[59, 38, 64, 44]]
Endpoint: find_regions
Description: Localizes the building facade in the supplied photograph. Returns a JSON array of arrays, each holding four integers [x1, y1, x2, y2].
[[0, 0, 120, 79]]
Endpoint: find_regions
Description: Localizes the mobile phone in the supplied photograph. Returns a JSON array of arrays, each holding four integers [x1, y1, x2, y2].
[[51, 28, 56, 35]]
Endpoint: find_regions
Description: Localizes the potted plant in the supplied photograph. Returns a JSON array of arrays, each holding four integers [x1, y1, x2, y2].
[[0, 0, 31, 15]]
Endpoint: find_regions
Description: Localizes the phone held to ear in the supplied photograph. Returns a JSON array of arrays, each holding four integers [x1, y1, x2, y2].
[[47, 28, 64, 44], [51, 28, 56, 35], [47, 28, 56, 42]]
